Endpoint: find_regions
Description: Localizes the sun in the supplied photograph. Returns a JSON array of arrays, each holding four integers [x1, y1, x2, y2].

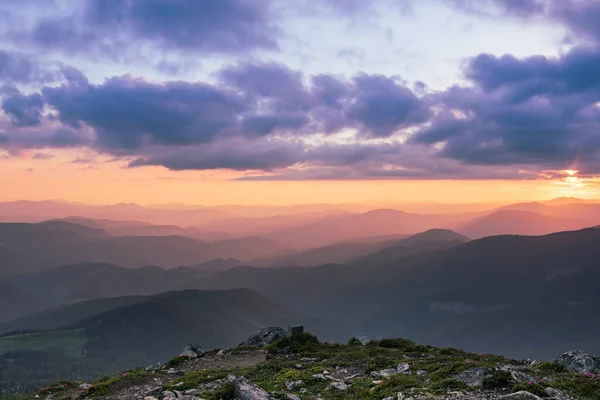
[[564, 169, 578, 176]]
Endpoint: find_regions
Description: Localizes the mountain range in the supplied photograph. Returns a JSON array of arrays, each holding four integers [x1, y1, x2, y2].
[[2, 198, 600, 395]]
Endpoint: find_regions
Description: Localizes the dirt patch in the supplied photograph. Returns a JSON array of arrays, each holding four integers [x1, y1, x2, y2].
[[93, 350, 267, 400]]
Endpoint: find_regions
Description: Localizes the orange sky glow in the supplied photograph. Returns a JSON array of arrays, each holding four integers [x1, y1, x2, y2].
[[2, 149, 599, 206]]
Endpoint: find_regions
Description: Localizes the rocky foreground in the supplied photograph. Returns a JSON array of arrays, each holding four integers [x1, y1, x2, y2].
[[32, 328, 600, 400]]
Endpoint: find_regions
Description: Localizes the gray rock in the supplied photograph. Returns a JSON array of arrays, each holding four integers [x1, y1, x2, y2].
[[217, 348, 232, 356], [79, 383, 93, 391], [555, 350, 600, 374], [499, 391, 543, 400], [284, 380, 302, 390], [180, 344, 204, 358], [382, 394, 405, 400], [184, 389, 201, 395], [416, 370, 427, 377], [145, 362, 162, 372], [452, 367, 488, 387], [142, 387, 162, 396], [182, 396, 204, 400], [238, 327, 290, 348], [545, 387, 571, 400], [371, 368, 400, 378], [511, 370, 536, 383], [286, 395, 301, 400], [228, 375, 276, 400], [162, 391, 177, 399], [397, 363, 410, 374], [328, 381, 349, 390]]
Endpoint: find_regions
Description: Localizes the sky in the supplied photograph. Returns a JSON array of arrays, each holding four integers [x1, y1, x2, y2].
[[1, 0, 600, 205]]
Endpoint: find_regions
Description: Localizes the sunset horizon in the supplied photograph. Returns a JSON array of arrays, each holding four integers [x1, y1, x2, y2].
[[2, 1, 600, 398]]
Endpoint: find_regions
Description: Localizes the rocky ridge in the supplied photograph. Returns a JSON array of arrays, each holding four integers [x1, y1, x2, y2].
[[29, 328, 600, 400]]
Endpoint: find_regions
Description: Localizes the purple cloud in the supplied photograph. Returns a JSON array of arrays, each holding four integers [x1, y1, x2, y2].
[[6, 0, 278, 58]]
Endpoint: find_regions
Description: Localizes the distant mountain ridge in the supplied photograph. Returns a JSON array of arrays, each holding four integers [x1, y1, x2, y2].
[[453, 209, 594, 238], [0, 221, 293, 276]]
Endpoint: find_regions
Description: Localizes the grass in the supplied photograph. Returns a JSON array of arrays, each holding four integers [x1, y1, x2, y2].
[[31, 332, 600, 400], [87, 369, 150, 396], [0, 329, 87, 357], [170, 335, 509, 400]]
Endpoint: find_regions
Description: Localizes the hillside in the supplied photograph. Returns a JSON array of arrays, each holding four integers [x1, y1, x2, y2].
[[0, 221, 292, 275], [16, 331, 600, 400], [453, 210, 592, 238], [191, 228, 600, 358], [261, 209, 471, 249], [1, 263, 211, 319], [0, 289, 310, 395], [53, 217, 234, 241], [0, 286, 41, 323]]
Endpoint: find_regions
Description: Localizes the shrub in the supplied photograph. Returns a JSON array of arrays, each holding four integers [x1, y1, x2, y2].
[[365, 356, 397, 373], [347, 338, 362, 346], [379, 338, 417, 350], [512, 382, 547, 397], [205, 382, 236, 400], [482, 370, 513, 389], [165, 356, 188, 368], [533, 361, 568, 374], [430, 378, 470, 393]]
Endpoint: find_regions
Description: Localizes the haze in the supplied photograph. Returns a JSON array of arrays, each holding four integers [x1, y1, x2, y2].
[[2, 0, 600, 397]]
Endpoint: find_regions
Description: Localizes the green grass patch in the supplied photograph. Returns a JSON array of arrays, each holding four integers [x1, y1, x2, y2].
[[512, 382, 548, 397], [532, 361, 568, 374], [88, 369, 149, 397], [551, 373, 600, 400], [0, 330, 87, 357], [166, 369, 230, 391]]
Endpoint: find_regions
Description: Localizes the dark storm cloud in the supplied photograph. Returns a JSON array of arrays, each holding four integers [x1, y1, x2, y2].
[[7, 0, 278, 57]]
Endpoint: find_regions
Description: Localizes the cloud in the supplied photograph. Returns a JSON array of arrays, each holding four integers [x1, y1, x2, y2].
[[2, 89, 44, 126], [32, 152, 54, 160], [6, 0, 279, 58], [2, 25, 600, 180], [0, 50, 55, 84], [3, 62, 429, 150], [446, 0, 600, 44], [410, 44, 600, 172], [445, 0, 548, 18], [41, 74, 246, 149]]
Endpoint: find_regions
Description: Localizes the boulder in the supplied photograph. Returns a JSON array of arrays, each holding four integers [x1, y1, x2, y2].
[[239, 327, 290, 348], [555, 350, 600, 374], [499, 391, 543, 400], [180, 344, 204, 358], [544, 387, 571, 400], [511, 370, 536, 383], [228, 375, 276, 400], [397, 363, 410, 374], [452, 367, 488, 387]]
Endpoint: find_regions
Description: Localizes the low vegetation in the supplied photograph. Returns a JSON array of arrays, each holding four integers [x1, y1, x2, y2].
[[16, 333, 600, 400]]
